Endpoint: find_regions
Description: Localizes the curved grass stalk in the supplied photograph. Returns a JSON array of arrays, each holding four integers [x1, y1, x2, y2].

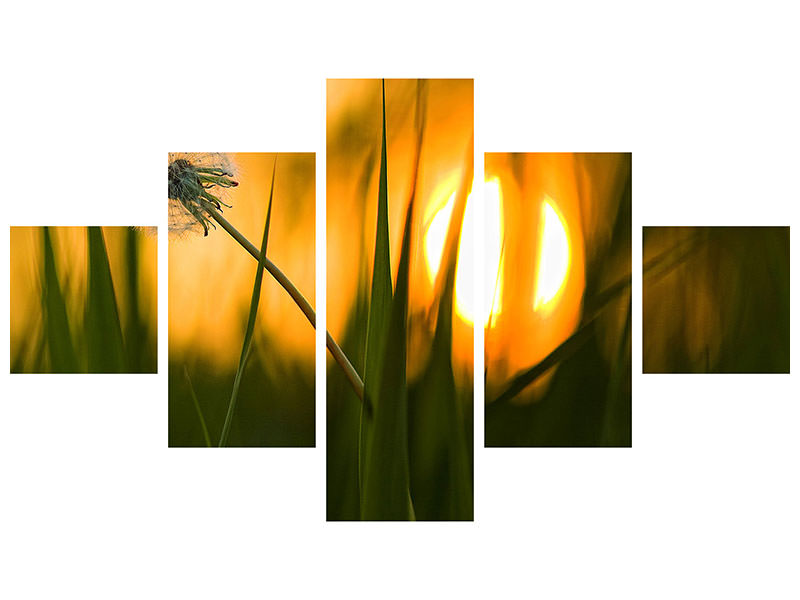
[[204, 204, 365, 403], [490, 231, 708, 405]]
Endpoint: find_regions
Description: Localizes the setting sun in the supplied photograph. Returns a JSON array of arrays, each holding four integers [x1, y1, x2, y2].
[[533, 196, 571, 313], [425, 185, 573, 325], [423, 177, 504, 327]]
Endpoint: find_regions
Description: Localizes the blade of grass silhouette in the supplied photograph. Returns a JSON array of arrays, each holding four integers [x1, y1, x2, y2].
[[490, 317, 597, 406], [185, 365, 212, 447], [124, 227, 144, 372], [642, 229, 705, 285], [86, 227, 127, 372], [41, 227, 79, 373], [358, 79, 394, 497], [218, 159, 276, 448], [410, 136, 474, 520], [362, 189, 416, 520], [438, 165, 474, 519], [205, 205, 363, 402], [492, 275, 631, 406], [325, 283, 369, 520], [600, 295, 632, 446], [33, 330, 48, 373], [491, 232, 708, 405]]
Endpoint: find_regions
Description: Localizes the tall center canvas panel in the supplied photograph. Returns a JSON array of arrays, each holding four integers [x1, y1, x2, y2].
[[327, 79, 474, 521]]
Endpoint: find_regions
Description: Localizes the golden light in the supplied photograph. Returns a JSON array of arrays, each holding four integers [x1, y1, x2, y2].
[[423, 190, 455, 280], [169, 153, 315, 367], [533, 196, 571, 314], [423, 177, 505, 327], [482, 153, 590, 399]]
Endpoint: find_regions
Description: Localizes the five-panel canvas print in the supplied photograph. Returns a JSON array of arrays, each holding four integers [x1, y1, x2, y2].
[[8, 79, 791, 521]]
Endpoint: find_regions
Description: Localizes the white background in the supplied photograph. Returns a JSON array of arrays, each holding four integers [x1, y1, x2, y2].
[[1, 1, 798, 598]]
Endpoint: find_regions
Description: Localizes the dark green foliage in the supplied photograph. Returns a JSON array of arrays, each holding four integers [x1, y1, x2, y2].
[[184, 366, 212, 447], [486, 325, 627, 446], [169, 349, 314, 448], [408, 305, 473, 519], [11, 226, 157, 374], [600, 299, 632, 447], [327, 286, 369, 519], [86, 226, 127, 373], [360, 79, 393, 494], [124, 227, 150, 373], [643, 226, 790, 374], [41, 227, 79, 373], [361, 200, 415, 520]]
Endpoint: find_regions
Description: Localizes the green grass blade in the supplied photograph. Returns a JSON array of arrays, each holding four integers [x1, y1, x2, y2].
[[218, 158, 276, 447], [488, 226, 695, 402], [488, 265, 634, 407], [410, 139, 473, 520], [41, 227, 79, 373], [490, 313, 596, 406], [364, 79, 393, 382], [491, 246, 674, 406], [359, 79, 393, 493], [124, 227, 144, 372], [600, 296, 632, 446], [410, 324, 473, 519], [362, 195, 415, 520], [185, 365, 212, 447], [86, 226, 127, 372]]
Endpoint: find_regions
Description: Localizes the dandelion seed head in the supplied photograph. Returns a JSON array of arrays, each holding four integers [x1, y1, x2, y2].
[[167, 152, 239, 238], [133, 226, 158, 238]]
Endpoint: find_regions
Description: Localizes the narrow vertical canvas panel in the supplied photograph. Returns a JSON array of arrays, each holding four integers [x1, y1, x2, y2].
[[484, 153, 633, 448], [327, 79, 474, 520]]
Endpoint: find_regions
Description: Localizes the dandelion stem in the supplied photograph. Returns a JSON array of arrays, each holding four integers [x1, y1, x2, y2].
[[206, 205, 365, 402]]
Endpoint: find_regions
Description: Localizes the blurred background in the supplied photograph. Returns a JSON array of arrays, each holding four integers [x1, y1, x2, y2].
[[327, 79, 474, 519], [168, 153, 315, 447], [643, 226, 789, 373], [484, 153, 632, 447], [10, 226, 157, 373]]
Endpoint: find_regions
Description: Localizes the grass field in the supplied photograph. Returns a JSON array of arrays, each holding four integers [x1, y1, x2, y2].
[[327, 79, 474, 520], [643, 226, 790, 374], [10, 226, 157, 374]]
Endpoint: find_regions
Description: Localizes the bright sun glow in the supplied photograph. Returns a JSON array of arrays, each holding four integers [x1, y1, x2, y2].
[[423, 178, 504, 327], [533, 196, 570, 313], [423, 191, 455, 280]]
